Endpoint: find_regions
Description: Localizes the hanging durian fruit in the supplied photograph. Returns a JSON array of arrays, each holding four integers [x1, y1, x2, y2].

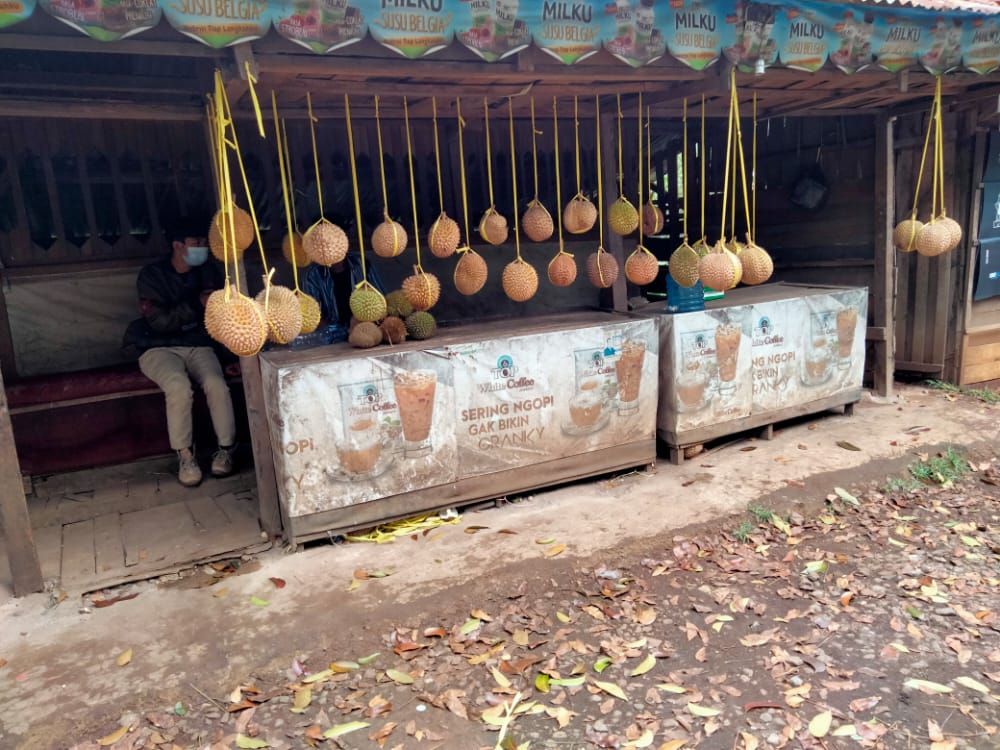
[[893, 218, 922, 252], [297, 291, 321, 334], [739, 241, 774, 286], [255, 274, 303, 345], [523, 200, 554, 242], [939, 215, 962, 252], [385, 289, 414, 318], [372, 216, 408, 258], [349, 282, 387, 323], [479, 207, 509, 245], [698, 243, 742, 291], [587, 249, 620, 289], [281, 232, 309, 267], [454, 250, 489, 295], [625, 246, 659, 285], [608, 95, 639, 237], [564, 97, 597, 235], [640, 101, 664, 236], [669, 242, 701, 288], [428, 212, 461, 258], [641, 203, 664, 236], [546, 98, 577, 288], [402, 267, 441, 312], [915, 221, 952, 257], [503, 258, 539, 302], [405, 311, 437, 340], [548, 252, 577, 287], [205, 286, 268, 357], [349, 321, 383, 349], [303, 220, 349, 266], [208, 204, 255, 262]]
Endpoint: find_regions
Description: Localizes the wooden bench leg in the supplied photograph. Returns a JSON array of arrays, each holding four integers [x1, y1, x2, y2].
[[669, 446, 684, 466], [759, 424, 774, 441], [843, 401, 856, 417]]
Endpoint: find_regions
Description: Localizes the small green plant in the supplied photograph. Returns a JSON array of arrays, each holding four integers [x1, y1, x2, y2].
[[908, 446, 969, 487], [747, 503, 774, 523], [926, 379, 1000, 405], [882, 476, 918, 493], [733, 520, 753, 542]]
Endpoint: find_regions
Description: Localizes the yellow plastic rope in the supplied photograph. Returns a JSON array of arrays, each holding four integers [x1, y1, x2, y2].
[[935, 76, 946, 219], [281, 119, 300, 236], [344, 94, 370, 284], [244, 60, 265, 139], [910, 83, 936, 223], [530, 98, 541, 200], [752, 93, 758, 238], [270, 93, 300, 294], [209, 78, 234, 295], [930, 80, 940, 221], [456, 98, 472, 248], [553, 97, 567, 254], [306, 93, 325, 223], [374, 96, 391, 222], [403, 97, 423, 270], [729, 78, 738, 240], [616, 93, 625, 196], [431, 97, 445, 212], [595, 94, 607, 286], [218, 76, 270, 275], [483, 97, 496, 209], [573, 96, 582, 194], [731, 81, 754, 242], [508, 97, 522, 261], [700, 94, 706, 241], [719, 71, 735, 243], [638, 91, 644, 247], [681, 98, 688, 241]]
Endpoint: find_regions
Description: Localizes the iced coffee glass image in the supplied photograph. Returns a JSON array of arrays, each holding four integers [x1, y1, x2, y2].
[[569, 379, 604, 428], [615, 339, 646, 415], [836, 307, 858, 368], [337, 417, 382, 475], [393, 369, 437, 458], [676, 365, 709, 412], [802, 337, 832, 386], [714, 323, 741, 396]]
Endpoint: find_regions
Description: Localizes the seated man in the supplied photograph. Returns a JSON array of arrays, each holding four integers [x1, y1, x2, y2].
[[123, 221, 237, 487]]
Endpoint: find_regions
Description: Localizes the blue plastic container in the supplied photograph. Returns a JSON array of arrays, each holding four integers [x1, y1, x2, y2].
[[664, 274, 706, 313]]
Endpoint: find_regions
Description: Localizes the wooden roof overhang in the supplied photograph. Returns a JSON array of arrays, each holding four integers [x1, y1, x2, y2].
[[2, 9, 1000, 124]]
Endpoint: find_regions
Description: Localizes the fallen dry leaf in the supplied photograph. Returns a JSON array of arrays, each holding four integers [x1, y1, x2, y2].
[[268, 577, 286, 589], [116, 648, 132, 667]]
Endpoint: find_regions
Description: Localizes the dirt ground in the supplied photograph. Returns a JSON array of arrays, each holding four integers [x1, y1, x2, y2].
[[1, 383, 999, 750]]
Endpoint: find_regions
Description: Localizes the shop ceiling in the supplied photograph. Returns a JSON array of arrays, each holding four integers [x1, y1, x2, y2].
[[1, 10, 999, 123]]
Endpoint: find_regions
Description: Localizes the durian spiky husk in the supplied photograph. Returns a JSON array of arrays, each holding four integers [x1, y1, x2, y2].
[[281, 232, 309, 268], [563, 193, 598, 234], [349, 321, 382, 349], [255, 283, 303, 345], [385, 289, 414, 319], [428, 212, 461, 258], [740, 242, 774, 286], [208, 205, 254, 262], [725, 245, 743, 286], [380, 316, 407, 345], [641, 202, 665, 236], [372, 218, 408, 258], [609, 196, 640, 236], [586, 249, 620, 289], [296, 290, 321, 334], [479, 208, 509, 245], [915, 221, 952, 257], [698, 242, 742, 291], [205, 286, 267, 358], [691, 237, 710, 258], [402, 269, 441, 312], [938, 215, 963, 252], [349, 283, 388, 322], [522, 200, 554, 242], [502, 258, 539, 302], [405, 311, 437, 340], [669, 242, 701, 288], [454, 249, 488, 296], [725, 239, 745, 256], [547, 252, 577, 287], [302, 220, 348, 266], [893, 218, 923, 253], [625, 246, 659, 286]]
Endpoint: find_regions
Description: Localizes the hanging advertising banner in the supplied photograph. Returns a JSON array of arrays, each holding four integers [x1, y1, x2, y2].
[[363, 0, 454, 58], [531, 0, 604, 65], [871, 11, 927, 73], [664, 0, 728, 71], [964, 16, 1000, 74], [774, 3, 833, 73], [723, 0, 780, 73], [274, 0, 366, 53], [162, 0, 274, 48], [40, 0, 160, 40], [455, 0, 531, 61], [918, 15, 964, 74], [0, 0, 35, 29], [827, 8, 876, 73], [605, 0, 667, 68]]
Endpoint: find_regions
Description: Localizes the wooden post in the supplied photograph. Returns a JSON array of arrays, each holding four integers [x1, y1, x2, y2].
[[0, 363, 43, 596], [241, 355, 284, 537], [872, 113, 895, 398]]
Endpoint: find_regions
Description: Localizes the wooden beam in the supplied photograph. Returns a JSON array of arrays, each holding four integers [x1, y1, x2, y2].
[[0, 99, 204, 121], [958, 118, 988, 381], [0, 32, 223, 58], [240, 354, 283, 538], [873, 113, 895, 398], [0, 362, 44, 596], [0, 71, 205, 96]]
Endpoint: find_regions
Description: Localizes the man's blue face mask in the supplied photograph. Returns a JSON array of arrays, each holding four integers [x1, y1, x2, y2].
[[183, 246, 209, 266]]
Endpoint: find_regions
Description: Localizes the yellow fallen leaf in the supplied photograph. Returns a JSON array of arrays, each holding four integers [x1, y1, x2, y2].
[[490, 666, 511, 688], [460, 617, 481, 635], [659, 741, 687, 750], [631, 654, 656, 677], [907, 622, 923, 639], [513, 629, 530, 646], [928, 719, 944, 742], [471, 609, 493, 621], [329, 660, 359, 673], [235, 735, 269, 749], [97, 726, 130, 745], [771, 515, 791, 535], [480, 704, 507, 726], [545, 705, 575, 728], [687, 703, 721, 717], [213, 587, 228, 598], [808, 710, 832, 738], [740, 732, 759, 750], [931, 742, 957, 750], [832, 724, 857, 736], [890, 642, 911, 653], [116, 648, 132, 667], [302, 669, 334, 684], [636, 607, 657, 625], [624, 728, 654, 748], [291, 687, 311, 714], [904, 678, 952, 694], [386, 669, 414, 685], [594, 680, 628, 700], [545, 543, 567, 558], [955, 676, 990, 694], [346, 578, 361, 592], [323, 721, 370, 739], [556, 611, 571, 623], [656, 683, 688, 694]]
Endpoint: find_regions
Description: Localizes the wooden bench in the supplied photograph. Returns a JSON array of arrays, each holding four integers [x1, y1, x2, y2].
[[7, 363, 246, 476]]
